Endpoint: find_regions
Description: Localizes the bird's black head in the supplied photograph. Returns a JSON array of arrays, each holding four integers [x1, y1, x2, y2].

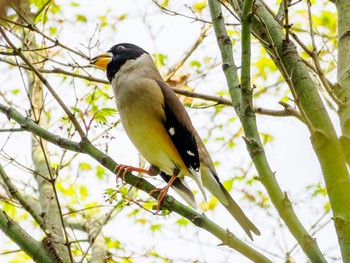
[[106, 43, 148, 82]]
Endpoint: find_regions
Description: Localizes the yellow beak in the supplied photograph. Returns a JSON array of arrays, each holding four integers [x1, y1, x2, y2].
[[90, 52, 113, 70]]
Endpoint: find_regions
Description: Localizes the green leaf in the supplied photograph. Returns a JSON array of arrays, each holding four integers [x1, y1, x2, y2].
[[2, 203, 16, 218], [150, 223, 162, 233], [11, 89, 20, 95], [143, 201, 156, 211], [80, 162, 92, 171], [48, 26, 58, 35], [119, 185, 129, 196], [105, 188, 116, 196], [190, 60, 201, 68], [96, 165, 107, 179], [99, 15, 108, 28], [104, 188, 118, 203], [71, 107, 81, 113], [34, 10, 48, 24], [160, 0, 169, 7], [79, 185, 89, 200], [118, 13, 128, 21], [308, 183, 327, 197], [76, 14, 87, 23], [153, 53, 167, 68], [192, 2, 207, 13], [260, 132, 274, 145], [105, 237, 122, 250], [223, 178, 234, 191], [199, 197, 218, 211], [94, 108, 118, 124], [50, 2, 61, 14], [175, 217, 189, 227], [135, 218, 148, 225]]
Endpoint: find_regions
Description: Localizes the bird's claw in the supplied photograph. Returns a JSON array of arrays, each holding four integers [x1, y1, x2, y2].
[[114, 164, 152, 184], [149, 188, 166, 210]]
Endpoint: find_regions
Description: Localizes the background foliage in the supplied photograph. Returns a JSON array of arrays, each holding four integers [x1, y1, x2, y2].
[[0, 0, 347, 262]]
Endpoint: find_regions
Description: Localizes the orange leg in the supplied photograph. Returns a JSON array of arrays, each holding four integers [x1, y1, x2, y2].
[[114, 164, 151, 184], [149, 175, 177, 210]]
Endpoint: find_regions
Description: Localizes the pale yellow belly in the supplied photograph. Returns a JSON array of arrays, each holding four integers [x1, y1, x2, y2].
[[118, 102, 187, 176]]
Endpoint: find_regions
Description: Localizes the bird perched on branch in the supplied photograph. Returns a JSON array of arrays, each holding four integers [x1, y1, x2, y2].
[[91, 43, 260, 240]]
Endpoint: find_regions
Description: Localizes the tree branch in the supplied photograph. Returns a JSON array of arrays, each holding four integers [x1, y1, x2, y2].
[[165, 25, 211, 82], [0, 208, 61, 263], [208, 0, 326, 261], [248, 0, 350, 261], [0, 163, 44, 227]]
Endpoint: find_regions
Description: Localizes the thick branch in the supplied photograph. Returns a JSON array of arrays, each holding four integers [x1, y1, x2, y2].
[[0, 208, 61, 263], [248, 0, 350, 260], [335, 0, 350, 167], [0, 163, 44, 227], [209, 0, 326, 261]]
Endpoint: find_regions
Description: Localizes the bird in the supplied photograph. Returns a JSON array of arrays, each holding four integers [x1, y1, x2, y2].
[[90, 43, 260, 240]]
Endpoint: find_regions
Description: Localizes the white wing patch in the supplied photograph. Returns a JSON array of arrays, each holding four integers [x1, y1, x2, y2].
[[168, 127, 175, 136], [187, 150, 195, 157]]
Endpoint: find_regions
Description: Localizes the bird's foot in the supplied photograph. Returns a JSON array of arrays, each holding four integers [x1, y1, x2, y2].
[[149, 175, 177, 210], [149, 187, 170, 210], [114, 164, 151, 184]]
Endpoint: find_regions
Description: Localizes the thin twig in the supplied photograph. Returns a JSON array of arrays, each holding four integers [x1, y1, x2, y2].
[[306, 0, 343, 106], [165, 25, 211, 82], [254, 7, 314, 132], [6, 8, 90, 60], [78, 205, 118, 263], [0, 26, 87, 139], [283, 0, 291, 41]]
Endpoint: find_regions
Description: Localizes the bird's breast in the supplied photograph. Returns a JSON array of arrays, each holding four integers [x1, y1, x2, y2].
[[111, 76, 187, 176]]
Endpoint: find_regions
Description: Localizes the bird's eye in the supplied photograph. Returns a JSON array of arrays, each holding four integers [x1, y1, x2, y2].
[[117, 46, 126, 52]]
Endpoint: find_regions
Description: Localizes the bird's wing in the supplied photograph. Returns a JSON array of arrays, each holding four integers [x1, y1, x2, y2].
[[156, 80, 206, 199], [155, 80, 200, 174]]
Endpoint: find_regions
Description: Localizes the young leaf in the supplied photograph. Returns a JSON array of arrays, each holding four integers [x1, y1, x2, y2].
[[93, 108, 118, 124]]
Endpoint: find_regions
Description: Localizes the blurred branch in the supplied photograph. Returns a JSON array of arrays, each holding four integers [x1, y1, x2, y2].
[[0, 57, 103, 83], [152, 0, 227, 25], [334, 0, 350, 168], [0, 207, 61, 263], [0, 163, 44, 227], [77, 204, 120, 263]]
